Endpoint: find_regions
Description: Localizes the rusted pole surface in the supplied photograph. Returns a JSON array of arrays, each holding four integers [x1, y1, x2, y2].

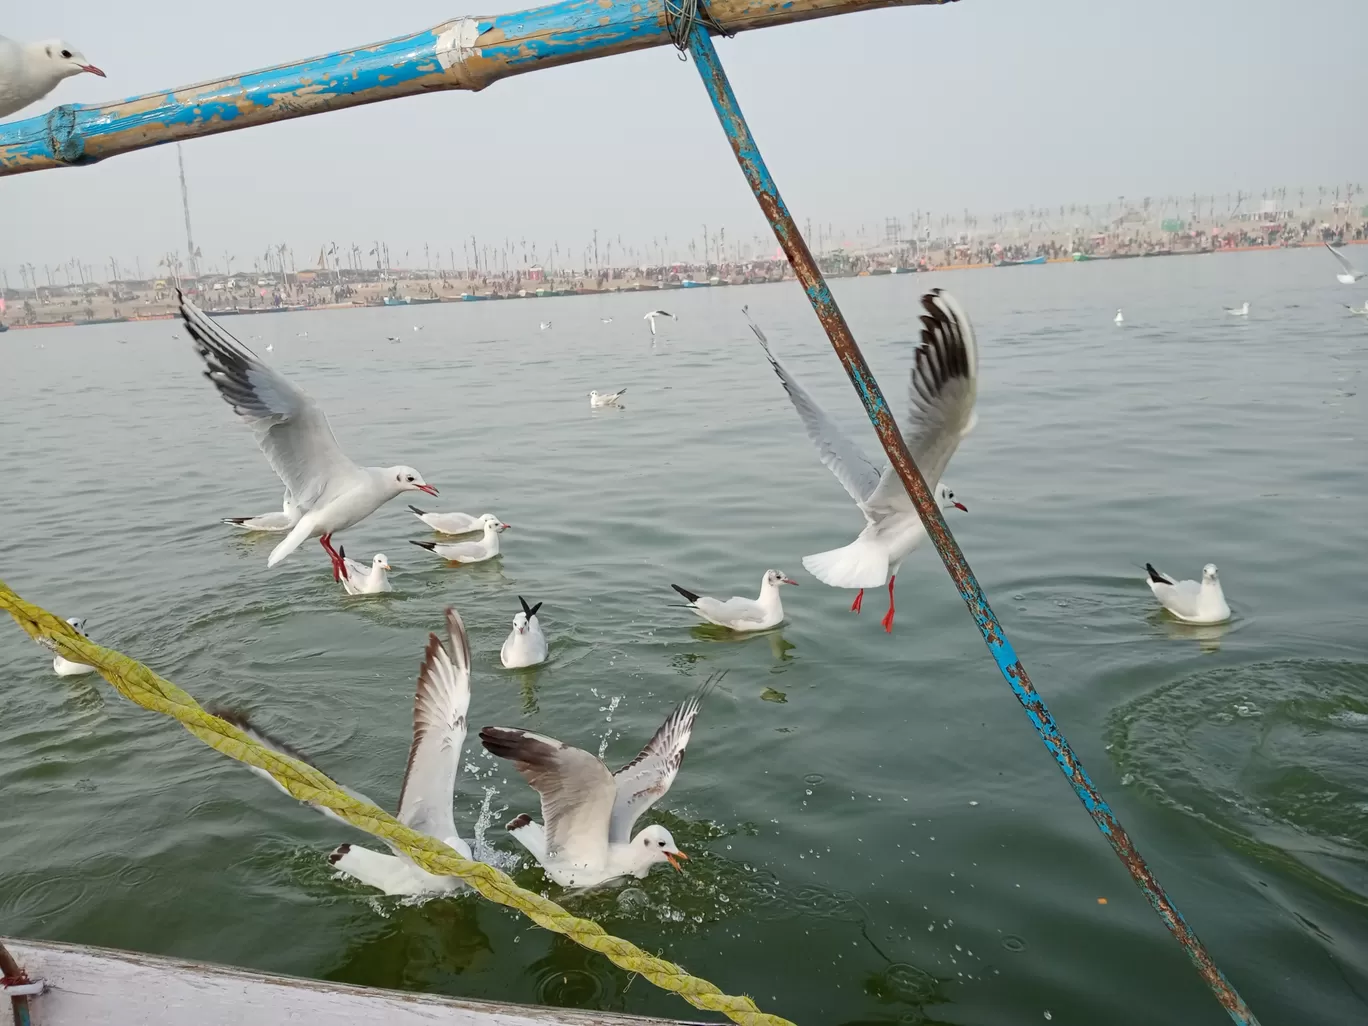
[[683, 21, 1262, 1026]]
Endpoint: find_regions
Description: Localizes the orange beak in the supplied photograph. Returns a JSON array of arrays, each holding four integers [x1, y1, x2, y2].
[[665, 851, 688, 872]]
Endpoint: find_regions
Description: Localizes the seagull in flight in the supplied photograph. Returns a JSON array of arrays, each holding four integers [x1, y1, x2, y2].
[[1326, 242, 1366, 284], [180, 292, 437, 580], [644, 310, 676, 336]]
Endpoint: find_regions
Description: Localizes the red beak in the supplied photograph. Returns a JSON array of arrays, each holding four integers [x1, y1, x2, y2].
[[783, 578, 799, 585], [81, 65, 106, 78], [952, 501, 968, 512], [501, 523, 512, 529], [417, 484, 438, 496]]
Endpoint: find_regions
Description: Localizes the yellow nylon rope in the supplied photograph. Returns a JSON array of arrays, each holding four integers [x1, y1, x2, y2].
[[1, 580, 794, 1026]]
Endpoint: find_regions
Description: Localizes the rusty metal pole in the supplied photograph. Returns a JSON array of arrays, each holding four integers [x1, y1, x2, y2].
[[682, 21, 1261, 1026]]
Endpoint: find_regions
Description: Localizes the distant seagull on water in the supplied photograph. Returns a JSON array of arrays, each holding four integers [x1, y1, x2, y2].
[[1114, 308, 1125, 326], [1326, 242, 1365, 284], [50, 617, 97, 677], [600, 317, 614, 324], [644, 310, 676, 336], [1225, 301, 1249, 317], [1345, 301, 1368, 317], [265, 342, 274, 352], [540, 320, 552, 331], [180, 292, 437, 580], [589, 388, 627, 408], [1145, 563, 1231, 624], [0, 35, 105, 119]]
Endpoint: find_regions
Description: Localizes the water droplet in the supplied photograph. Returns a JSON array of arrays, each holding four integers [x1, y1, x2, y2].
[[803, 773, 824, 786], [1002, 935, 1026, 952]]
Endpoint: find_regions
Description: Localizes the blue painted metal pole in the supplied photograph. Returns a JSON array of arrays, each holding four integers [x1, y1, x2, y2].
[[0, 0, 950, 176], [683, 21, 1261, 1026]]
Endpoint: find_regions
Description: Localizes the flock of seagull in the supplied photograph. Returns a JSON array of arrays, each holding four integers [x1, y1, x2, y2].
[[32, 281, 1247, 895]]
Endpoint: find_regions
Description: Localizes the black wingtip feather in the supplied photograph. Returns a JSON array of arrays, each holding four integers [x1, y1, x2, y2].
[[409, 540, 437, 551], [408, 505, 427, 516], [671, 583, 701, 604], [1145, 563, 1173, 585]]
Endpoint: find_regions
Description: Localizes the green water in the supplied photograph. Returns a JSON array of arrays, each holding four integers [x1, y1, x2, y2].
[[2, 249, 1366, 1025]]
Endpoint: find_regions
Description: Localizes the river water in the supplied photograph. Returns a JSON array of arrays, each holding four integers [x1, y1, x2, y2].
[[2, 248, 1366, 1025]]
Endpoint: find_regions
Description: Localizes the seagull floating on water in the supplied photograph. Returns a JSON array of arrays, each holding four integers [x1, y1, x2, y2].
[[1345, 301, 1368, 317], [338, 548, 393, 595], [600, 317, 614, 324], [500, 597, 548, 668], [644, 310, 676, 336], [751, 290, 975, 632], [1225, 301, 1249, 317], [1326, 242, 1365, 284], [408, 505, 501, 535], [220, 609, 477, 896], [51, 617, 97, 677], [589, 388, 627, 408], [540, 321, 552, 331], [1114, 308, 1125, 326], [410, 514, 508, 564], [479, 677, 719, 889], [181, 292, 436, 581], [671, 570, 796, 632], [265, 342, 274, 352], [222, 491, 299, 533], [1145, 563, 1231, 624], [0, 35, 105, 119]]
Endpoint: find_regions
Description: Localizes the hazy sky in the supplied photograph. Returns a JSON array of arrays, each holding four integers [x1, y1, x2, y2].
[[4, 0, 1365, 279]]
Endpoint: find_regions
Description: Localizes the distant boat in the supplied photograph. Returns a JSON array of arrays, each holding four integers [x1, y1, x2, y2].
[[680, 279, 710, 288], [382, 296, 441, 306], [1000, 255, 1046, 266], [1072, 252, 1095, 262], [0, 322, 8, 332], [460, 293, 489, 302]]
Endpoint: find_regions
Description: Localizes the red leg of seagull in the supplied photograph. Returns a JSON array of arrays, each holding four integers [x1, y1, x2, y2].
[[880, 576, 897, 633], [320, 534, 347, 582], [851, 589, 864, 614]]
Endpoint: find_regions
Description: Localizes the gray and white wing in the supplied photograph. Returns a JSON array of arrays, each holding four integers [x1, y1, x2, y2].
[[1327, 243, 1359, 275], [212, 709, 376, 825], [867, 289, 979, 512], [397, 609, 471, 844], [608, 681, 710, 844], [748, 313, 882, 504], [480, 727, 615, 867], [181, 293, 361, 511]]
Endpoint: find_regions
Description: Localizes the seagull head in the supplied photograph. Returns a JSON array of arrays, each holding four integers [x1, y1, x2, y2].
[[634, 824, 688, 872], [764, 569, 799, 587], [480, 513, 511, 532], [1202, 563, 1219, 581], [511, 611, 529, 635], [65, 616, 89, 637], [34, 41, 105, 81], [588, 390, 600, 399], [373, 554, 392, 572], [936, 482, 968, 512], [389, 466, 437, 496]]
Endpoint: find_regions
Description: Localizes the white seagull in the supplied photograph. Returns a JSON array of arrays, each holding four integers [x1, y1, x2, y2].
[[671, 569, 797, 632], [220, 609, 476, 896], [409, 514, 509, 564], [1114, 308, 1125, 326], [600, 317, 614, 324], [181, 293, 437, 581], [1225, 301, 1249, 317], [337, 547, 393, 595], [1326, 242, 1366, 284], [589, 388, 627, 408], [540, 320, 552, 331], [221, 491, 299, 533], [409, 505, 501, 535], [479, 678, 718, 889], [751, 290, 975, 632], [0, 35, 105, 119], [52, 617, 97, 677], [1345, 301, 1368, 317], [1144, 563, 1231, 624], [644, 310, 676, 336], [500, 596, 548, 668], [265, 342, 274, 352]]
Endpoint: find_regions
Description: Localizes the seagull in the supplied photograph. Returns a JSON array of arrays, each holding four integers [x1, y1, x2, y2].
[[409, 505, 501, 536], [750, 290, 974, 632], [220, 609, 476, 896], [265, 342, 274, 352], [1326, 242, 1366, 284], [589, 388, 627, 408], [479, 677, 718, 889], [413, 325, 424, 332], [1144, 563, 1231, 624], [51, 617, 96, 677], [1345, 301, 1368, 317], [180, 292, 437, 581], [409, 514, 509, 564], [1114, 308, 1125, 326], [500, 597, 548, 668], [222, 491, 299, 533], [1225, 301, 1249, 317], [385, 335, 400, 343], [671, 570, 797, 632], [0, 35, 105, 119], [600, 317, 614, 324], [338, 547, 393, 595], [540, 321, 552, 331], [644, 310, 676, 336], [296, 331, 309, 338]]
